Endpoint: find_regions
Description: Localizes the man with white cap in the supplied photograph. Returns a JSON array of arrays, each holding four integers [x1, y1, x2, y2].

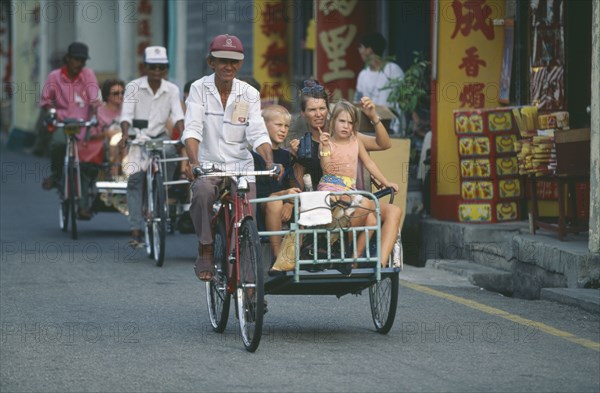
[[182, 34, 274, 282], [120, 46, 185, 247]]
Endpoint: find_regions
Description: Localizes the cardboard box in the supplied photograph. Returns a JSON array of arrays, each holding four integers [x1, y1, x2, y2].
[[554, 128, 590, 175], [357, 104, 396, 133]]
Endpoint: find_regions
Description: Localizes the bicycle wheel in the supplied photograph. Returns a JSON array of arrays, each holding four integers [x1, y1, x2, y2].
[[59, 180, 69, 233], [206, 218, 230, 332], [151, 171, 166, 266], [68, 161, 78, 240], [368, 271, 399, 334], [143, 175, 154, 258], [235, 218, 264, 352]]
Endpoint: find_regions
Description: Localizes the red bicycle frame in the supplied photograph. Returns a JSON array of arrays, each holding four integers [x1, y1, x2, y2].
[[213, 186, 254, 294]]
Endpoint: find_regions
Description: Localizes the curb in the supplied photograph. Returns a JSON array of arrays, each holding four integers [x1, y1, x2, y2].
[[540, 288, 600, 314], [426, 259, 513, 295]]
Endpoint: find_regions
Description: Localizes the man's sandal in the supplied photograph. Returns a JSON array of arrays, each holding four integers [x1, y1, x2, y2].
[[194, 244, 214, 282]]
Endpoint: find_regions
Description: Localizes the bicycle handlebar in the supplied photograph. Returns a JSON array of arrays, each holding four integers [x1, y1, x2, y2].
[[44, 108, 98, 140], [129, 139, 183, 146], [192, 163, 279, 178], [373, 187, 395, 204], [53, 118, 98, 128]]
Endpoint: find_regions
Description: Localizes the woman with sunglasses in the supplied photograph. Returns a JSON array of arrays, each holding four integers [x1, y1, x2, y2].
[[73, 78, 125, 219], [97, 79, 125, 178]]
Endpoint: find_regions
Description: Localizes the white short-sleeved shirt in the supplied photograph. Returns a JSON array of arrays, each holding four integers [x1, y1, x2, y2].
[[182, 74, 271, 174], [121, 76, 184, 138], [355, 62, 404, 106]]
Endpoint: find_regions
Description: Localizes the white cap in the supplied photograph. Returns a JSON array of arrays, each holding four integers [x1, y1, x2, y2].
[[144, 46, 169, 64]]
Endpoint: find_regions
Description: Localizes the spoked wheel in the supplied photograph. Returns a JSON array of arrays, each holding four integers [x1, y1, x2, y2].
[[67, 162, 78, 240], [59, 198, 69, 232], [151, 172, 166, 266], [368, 272, 399, 334], [144, 222, 153, 257], [143, 177, 154, 259], [235, 218, 264, 352], [58, 184, 69, 232], [206, 219, 230, 332]]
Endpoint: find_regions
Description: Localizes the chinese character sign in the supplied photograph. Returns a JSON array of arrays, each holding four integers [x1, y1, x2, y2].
[[315, 0, 374, 101], [431, 0, 504, 206], [253, 0, 290, 103]]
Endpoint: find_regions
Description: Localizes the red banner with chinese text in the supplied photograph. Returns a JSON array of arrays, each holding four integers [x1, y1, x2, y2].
[[315, 0, 375, 101], [136, 0, 154, 76]]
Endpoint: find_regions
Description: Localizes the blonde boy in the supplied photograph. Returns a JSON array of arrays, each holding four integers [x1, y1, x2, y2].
[[252, 105, 301, 259]]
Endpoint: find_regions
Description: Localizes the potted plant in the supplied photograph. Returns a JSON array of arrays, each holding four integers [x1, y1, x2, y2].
[[384, 51, 431, 117]]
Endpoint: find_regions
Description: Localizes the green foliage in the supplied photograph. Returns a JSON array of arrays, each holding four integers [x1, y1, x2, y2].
[[384, 52, 431, 114]]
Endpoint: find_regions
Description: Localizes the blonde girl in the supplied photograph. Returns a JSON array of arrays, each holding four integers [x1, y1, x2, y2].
[[317, 100, 402, 267]]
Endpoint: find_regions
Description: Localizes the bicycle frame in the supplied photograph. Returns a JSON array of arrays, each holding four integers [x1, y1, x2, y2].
[[199, 167, 276, 352], [212, 180, 255, 293], [50, 115, 97, 240], [63, 129, 82, 202], [198, 168, 276, 284], [138, 139, 189, 210]]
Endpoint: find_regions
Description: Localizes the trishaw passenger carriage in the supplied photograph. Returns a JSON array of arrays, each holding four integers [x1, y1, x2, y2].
[[254, 190, 400, 334], [199, 164, 401, 352]]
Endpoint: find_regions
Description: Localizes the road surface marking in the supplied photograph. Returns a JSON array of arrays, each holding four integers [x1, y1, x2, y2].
[[400, 280, 600, 352]]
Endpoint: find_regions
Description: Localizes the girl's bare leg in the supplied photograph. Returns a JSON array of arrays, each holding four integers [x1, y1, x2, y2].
[[379, 203, 403, 267], [348, 199, 376, 260]]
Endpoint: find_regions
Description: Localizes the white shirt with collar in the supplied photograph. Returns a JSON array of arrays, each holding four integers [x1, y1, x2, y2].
[[182, 74, 271, 174], [121, 76, 184, 138]]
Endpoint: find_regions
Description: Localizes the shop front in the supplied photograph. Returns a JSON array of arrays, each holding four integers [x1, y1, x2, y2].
[[429, 0, 595, 245]]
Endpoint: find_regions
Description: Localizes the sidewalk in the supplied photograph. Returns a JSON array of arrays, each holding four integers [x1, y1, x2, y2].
[[403, 256, 600, 315]]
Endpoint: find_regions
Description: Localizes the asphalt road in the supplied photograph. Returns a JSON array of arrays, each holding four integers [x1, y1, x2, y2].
[[1, 148, 599, 392]]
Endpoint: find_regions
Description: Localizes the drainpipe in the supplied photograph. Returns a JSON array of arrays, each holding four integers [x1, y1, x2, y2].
[[432, 0, 439, 81], [590, 0, 600, 254], [167, 1, 187, 90]]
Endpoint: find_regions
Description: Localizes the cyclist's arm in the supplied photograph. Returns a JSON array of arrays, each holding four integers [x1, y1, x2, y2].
[[183, 137, 200, 180], [255, 143, 274, 169]]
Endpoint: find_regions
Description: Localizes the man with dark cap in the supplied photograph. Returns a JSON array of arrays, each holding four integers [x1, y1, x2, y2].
[[182, 34, 274, 282], [355, 32, 405, 133], [40, 42, 101, 209]]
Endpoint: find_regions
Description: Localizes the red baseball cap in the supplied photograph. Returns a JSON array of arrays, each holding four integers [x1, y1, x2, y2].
[[209, 34, 244, 60]]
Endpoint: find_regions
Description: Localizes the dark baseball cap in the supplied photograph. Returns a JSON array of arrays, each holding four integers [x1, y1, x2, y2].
[[209, 34, 244, 60], [67, 42, 90, 60]]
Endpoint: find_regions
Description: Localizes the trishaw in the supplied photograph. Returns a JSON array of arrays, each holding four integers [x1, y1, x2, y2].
[[197, 165, 401, 352], [47, 110, 190, 265]]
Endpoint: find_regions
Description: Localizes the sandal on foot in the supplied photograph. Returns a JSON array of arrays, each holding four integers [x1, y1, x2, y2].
[[194, 244, 214, 282], [128, 230, 144, 249]]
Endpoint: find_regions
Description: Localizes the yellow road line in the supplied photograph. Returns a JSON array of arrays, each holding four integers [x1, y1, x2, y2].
[[400, 280, 600, 352]]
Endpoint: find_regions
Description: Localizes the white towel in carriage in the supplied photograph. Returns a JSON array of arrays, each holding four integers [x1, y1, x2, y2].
[[297, 191, 332, 227]]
